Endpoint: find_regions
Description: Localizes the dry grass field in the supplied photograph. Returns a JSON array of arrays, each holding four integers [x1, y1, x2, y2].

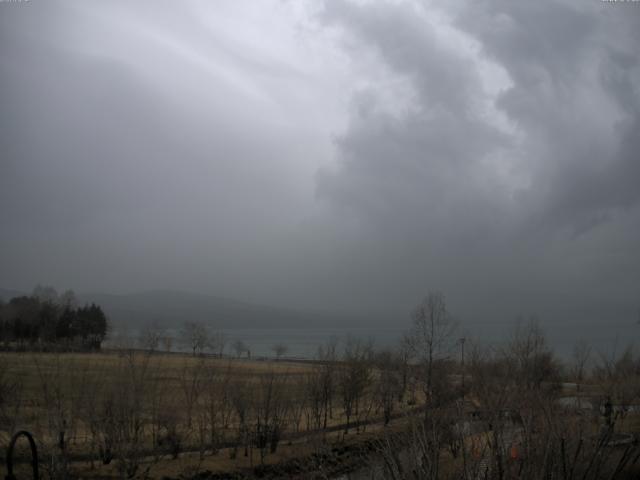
[[2, 331, 640, 480], [0, 350, 411, 479]]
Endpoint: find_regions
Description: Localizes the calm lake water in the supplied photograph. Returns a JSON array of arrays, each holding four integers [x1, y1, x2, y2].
[[108, 320, 639, 360], [215, 327, 403, 358], [107, 326, 405, 359]]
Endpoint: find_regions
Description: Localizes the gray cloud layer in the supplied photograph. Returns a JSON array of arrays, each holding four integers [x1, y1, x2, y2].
[[1, 0, 639, 329]]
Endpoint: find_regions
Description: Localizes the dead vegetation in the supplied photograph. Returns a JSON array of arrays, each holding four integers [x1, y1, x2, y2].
[[1, 295, 639, 479]]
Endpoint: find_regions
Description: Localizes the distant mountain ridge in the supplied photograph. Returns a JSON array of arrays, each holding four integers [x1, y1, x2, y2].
[[0, 288, 24, 302], [0, 288, 362, 330]]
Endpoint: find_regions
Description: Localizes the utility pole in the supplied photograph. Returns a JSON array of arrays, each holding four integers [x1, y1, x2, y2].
[[459, 337, 466, 400]]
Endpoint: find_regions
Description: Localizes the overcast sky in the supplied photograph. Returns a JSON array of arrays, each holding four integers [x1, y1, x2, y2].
[[1, 0, 639, 326]]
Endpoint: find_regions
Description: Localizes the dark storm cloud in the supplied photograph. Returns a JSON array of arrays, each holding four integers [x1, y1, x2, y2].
[[311, 0, 640, 321], [1, 0, 639, 329], [453, 1, 640, 233], [317, 0, 640, 232], [316, 0, 512, 238]]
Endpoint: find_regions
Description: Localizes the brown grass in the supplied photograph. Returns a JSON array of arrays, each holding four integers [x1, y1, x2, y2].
[[0, 350, 407, 479]]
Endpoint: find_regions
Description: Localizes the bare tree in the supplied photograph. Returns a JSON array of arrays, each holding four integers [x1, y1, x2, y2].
[[289, 373, 308, 433], [181, 321, 209, 356], [59, 289, 78, 309], [229, 380, 252, 459], [396, 335, 413, 403], [252, 370, 290, 463], [376, 390, 640, 480], [571, 339, 592, 384], [33, 354, 92, 478], [507, 318, 559, 390], [179, 357, 206, 429], [210, 330, 227, 358], [375, 350, 400, 426], [157, 397, 183, 460], [32, 284, 59, 303], [146, 355, 170, 461], [377, 411, 458, 480], [138, 319, 164, 352], [199, 361, 233, 455], [271, 342, 288, 360], [304, 368, 324, 431], [232, 339, 247, 358], [94, 350, 151, 478], [317, 336, 338, 428], [408, 292, 456, 406], [594, 345, 640, 427], [161, 334, 173, 353], [79, 360, 110, 470], [375, 334, 640, 480], [0, 358, 24, 448], [338, 337, 373, 434]]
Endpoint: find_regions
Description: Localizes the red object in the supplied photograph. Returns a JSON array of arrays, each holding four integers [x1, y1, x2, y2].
[[510, 445, 519, 459]]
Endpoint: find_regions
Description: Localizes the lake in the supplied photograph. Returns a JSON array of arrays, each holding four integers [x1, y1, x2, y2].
[[107, 319, 639, 360]]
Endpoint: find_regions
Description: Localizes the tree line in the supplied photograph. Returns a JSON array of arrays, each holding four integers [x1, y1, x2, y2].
[[0, 290, 638, 479], [0, 285, 108, 351]]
